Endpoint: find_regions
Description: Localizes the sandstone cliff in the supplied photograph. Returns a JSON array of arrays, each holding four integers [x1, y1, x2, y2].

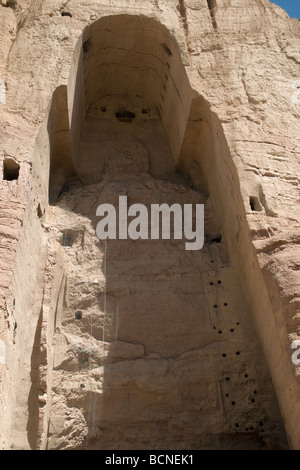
[[0, 0, 299, 450]]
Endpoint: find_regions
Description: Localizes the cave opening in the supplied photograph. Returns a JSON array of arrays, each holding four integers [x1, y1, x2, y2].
[[3, 157, 20, 181]]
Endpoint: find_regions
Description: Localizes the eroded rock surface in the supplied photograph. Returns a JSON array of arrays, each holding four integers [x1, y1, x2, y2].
[[0, 0, 299, 450]]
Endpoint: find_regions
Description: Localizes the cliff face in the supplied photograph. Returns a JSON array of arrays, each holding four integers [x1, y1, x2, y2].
[[0, 0, 299, 450]]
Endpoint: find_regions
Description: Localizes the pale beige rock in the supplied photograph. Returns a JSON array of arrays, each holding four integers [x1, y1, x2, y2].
[[0, 0, 299, 451]]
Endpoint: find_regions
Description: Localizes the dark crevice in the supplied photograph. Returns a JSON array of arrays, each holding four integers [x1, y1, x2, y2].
[[75, 311, 82, 320], [115, 110, 136, 122], [177, 0, 188, 35], [83, 39, 91, 53], [207, 0, 218, 30], [26, 308, 43, 449], [249, 196, 262, 212], [207, 234, 222, 244], [61, 11, 72, 17], [161, 43, 172, 56], [37, 203, 43, 219], [3, 0, 17, 11]]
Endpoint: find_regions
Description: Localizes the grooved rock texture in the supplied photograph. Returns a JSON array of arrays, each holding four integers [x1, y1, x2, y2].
[[0, 0, 299, 450]]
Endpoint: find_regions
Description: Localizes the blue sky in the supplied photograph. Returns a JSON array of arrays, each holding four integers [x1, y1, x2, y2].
[[270, 0, 300, 18]]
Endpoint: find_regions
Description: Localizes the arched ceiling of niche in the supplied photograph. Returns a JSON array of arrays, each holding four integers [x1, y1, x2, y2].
[[78, 15, 194, 161], [82, 15, 190, 110]]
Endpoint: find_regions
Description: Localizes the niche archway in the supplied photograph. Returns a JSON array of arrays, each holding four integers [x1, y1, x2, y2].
[[38, 15, 288, 451], [47, 15, 211, 200]]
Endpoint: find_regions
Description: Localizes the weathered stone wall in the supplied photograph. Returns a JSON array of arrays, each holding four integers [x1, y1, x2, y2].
[[0, 0, 299, 450]]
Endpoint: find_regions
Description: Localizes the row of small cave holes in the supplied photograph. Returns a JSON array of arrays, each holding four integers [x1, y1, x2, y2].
[[209, 279, 230, 333], [223, 376, 264, 433], [224, 376, 258, 405], [209, 276, 265, 433], [210, 279, 248, 383], [234, 422, 265, 433], [76, 361, 264, 432], [94, 106, 151, 122], [75, 292, 263, 432]]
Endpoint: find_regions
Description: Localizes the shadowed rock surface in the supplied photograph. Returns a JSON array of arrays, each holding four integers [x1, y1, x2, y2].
[[0, 0, 299, 450]]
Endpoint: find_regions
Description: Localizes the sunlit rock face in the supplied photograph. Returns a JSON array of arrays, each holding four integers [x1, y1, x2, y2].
[[0, 0, 299, 450]]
